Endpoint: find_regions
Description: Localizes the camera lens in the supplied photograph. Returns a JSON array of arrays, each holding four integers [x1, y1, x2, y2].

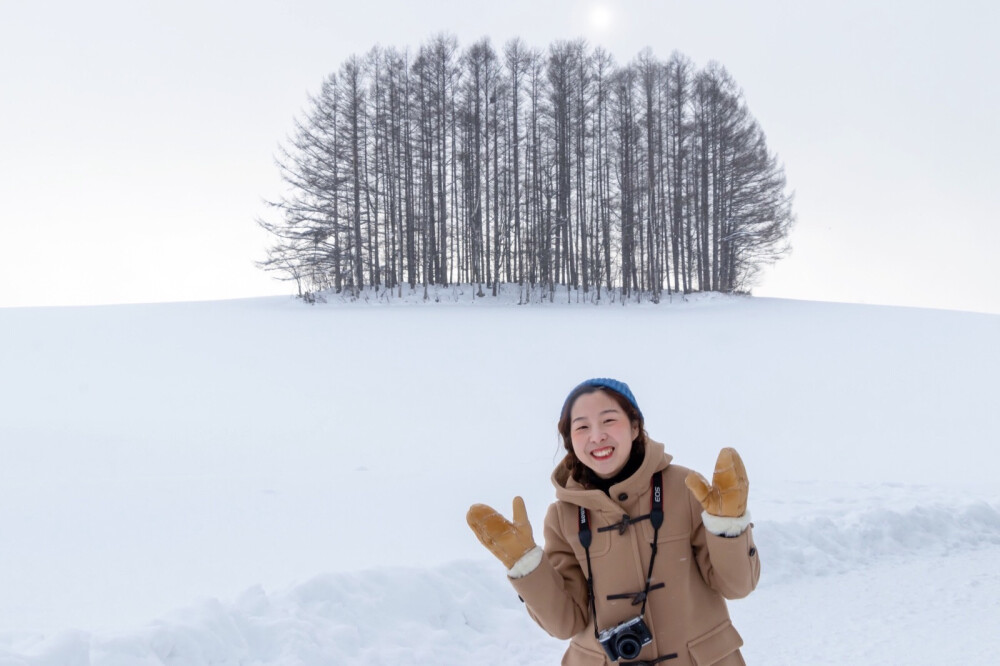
[[616, 635, 642, 660]]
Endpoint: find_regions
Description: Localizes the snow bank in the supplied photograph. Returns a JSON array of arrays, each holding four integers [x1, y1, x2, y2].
[[0, 562, 563, 666], [4, 496, 999, 665], [756, 499, 1000, 582]]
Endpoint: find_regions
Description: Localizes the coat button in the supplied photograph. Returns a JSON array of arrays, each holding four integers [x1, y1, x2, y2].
[[618, 493, 628, 501], [748, 547, 757, 557]]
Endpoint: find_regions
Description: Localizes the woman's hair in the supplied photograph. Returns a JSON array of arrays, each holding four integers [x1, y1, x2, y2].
[[557, 384, 648, 485]]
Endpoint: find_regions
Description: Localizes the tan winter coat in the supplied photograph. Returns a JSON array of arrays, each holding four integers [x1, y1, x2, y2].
[[510, 440, 760, 666]]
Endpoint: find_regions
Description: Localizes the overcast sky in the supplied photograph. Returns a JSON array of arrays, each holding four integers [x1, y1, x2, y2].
[[1, 0, 997, 313]]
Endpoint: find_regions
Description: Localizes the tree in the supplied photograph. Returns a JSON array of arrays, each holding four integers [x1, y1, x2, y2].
[[257, 73, 345, 293], [259, 38, 794, 301]]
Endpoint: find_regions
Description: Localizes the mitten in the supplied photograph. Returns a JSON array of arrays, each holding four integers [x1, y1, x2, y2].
[[685, 447, 749, 517], [466, 496, 537, 569]]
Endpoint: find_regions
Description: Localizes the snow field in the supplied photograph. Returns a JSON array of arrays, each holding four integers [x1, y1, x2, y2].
[[1, 291, 998, 663]]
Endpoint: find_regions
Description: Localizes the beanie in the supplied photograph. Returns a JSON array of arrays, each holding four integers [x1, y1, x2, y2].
[[563, 378, 642, 420]]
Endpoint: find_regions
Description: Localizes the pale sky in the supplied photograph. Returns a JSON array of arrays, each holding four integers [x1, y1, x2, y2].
[[1, 0, 997, 313]]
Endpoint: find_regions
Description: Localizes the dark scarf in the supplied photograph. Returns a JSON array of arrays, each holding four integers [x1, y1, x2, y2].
[[583, 440, 646, 495]]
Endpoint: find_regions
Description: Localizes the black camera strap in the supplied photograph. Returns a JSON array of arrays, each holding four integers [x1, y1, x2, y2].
[[577, 505, 600, 641], [641, 470, 664, 617], [578, 471, 665, 640]]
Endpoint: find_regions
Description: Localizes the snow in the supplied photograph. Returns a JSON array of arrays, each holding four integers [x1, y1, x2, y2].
[[1, 289, 998, 664]]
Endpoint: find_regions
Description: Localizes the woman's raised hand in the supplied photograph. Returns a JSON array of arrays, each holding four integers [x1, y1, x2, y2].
[[466, 496, 537, 569], [684, 447, 749, 517]]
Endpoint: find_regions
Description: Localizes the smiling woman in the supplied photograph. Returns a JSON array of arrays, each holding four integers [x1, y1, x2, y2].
[[568, 391, 640, 480], [467, 378, 760, 665]]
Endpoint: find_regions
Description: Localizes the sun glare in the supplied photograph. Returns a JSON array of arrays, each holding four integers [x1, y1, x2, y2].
[[589, 4, 614, 31]]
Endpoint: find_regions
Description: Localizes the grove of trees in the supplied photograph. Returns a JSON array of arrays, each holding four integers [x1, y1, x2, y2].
[[258, 36, 794, 302]]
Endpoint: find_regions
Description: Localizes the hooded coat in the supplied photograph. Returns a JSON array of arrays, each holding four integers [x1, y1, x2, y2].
[[509, 440, 760, 666]]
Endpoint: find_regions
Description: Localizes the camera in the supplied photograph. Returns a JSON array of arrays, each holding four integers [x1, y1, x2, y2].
[[597, 615, 653, 662]]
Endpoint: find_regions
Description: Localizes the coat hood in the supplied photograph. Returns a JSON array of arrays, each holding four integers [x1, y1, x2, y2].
[[551, 438, 673, 511]]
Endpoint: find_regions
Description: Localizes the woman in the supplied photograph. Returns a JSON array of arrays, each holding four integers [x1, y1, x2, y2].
[[467, 378, 760, 665]]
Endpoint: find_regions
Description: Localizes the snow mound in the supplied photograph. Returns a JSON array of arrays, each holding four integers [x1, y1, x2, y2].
[[0, 563, 562, 666], [5, 498, 999, 666], [757, 499, 1000, 583], [2, 296, 998, 664]]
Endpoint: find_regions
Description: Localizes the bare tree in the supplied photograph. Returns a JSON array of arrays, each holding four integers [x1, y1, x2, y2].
[[259, 38, 794, 301]]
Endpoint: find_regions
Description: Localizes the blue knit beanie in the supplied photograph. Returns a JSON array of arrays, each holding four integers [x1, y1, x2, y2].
[[563, 378, 642, 420]]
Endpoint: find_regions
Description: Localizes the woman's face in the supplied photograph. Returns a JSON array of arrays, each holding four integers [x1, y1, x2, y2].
[[569, 390, 639, 479]]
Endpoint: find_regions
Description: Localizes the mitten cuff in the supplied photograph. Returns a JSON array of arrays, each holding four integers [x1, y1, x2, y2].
[[702, 510, 752, 537], [507, 546, 543, 579]]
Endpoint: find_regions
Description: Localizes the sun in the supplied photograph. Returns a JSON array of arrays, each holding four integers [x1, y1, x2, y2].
[[588, 4, 614, 31]]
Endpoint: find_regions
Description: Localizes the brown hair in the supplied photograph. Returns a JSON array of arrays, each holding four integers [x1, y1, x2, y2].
[[557, 385, 648, 485]]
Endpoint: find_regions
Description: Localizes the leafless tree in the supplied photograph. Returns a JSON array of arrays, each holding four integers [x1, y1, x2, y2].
[[260, 39, 794, 301]]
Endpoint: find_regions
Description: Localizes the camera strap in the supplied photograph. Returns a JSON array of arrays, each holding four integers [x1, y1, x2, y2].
[[578, 471, 664, 640], [577, 505, 600, 641]]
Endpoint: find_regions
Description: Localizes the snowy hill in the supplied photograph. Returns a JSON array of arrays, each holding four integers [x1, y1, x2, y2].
[[1, 292, 998, 664]]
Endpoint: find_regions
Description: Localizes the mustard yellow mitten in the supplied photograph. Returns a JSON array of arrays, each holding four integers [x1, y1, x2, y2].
[[466, 496, 537, 570], [685, 447, 749, 518]]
